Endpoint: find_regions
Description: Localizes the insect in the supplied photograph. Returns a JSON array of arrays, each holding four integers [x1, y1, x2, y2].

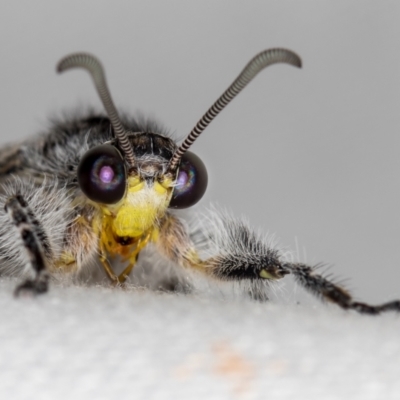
[[1, 48, 399, 315]]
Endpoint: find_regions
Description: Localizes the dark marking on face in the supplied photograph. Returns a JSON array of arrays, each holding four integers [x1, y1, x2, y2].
[[130, 133, 176, 161]]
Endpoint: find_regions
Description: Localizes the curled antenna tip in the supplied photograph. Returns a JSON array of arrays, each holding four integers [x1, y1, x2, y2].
[[260, 48, 302, 69], [285, 50, 302, 68], [168, 47, 303, 171], [294, 57, 302, 68], [56, 59, 66, 73], [56, 52, 136, 167], [56, 52, 100, 74], [294, 56, 302, 68]]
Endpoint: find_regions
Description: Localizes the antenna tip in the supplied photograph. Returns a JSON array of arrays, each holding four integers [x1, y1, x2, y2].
[[56, 52, 100, 75], [261, 48, 302, 69]]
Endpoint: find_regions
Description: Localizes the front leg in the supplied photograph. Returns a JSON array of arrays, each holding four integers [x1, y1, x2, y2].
[[4, 195, 50, 295], [154, 211, 288, 286], [155, 209, 400, 315]]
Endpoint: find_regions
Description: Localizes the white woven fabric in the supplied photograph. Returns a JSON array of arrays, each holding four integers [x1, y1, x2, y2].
[[0, 278, 398, 400]]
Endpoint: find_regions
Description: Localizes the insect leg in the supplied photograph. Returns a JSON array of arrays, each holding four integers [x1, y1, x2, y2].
[[156, 210, 400, 314], [98, 229, 151, 284], [117, 232, 151, 283], [98, 246, 119, 283], [284, 262, 400, 315], [4, 194, 50, 295], [154, 212, 289, 281]]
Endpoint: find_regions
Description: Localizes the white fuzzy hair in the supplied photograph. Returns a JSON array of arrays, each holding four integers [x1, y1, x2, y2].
[[168, 205, 293, 300], [0, 176, 74, 277], [190, 205, 289, 260]]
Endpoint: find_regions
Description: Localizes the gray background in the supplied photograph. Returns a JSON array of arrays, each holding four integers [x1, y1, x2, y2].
[[1, 0, 399, 303], [1, 2, 400, 399]]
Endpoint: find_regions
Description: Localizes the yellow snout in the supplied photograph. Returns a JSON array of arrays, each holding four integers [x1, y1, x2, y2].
[[112, 179, 172, 238]]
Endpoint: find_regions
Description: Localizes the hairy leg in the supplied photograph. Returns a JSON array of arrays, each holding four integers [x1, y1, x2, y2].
[[155, 210, 400, 315], [0, 178, 98, 295], [286, 262, 400, 314], [4, 195, 50, 295]]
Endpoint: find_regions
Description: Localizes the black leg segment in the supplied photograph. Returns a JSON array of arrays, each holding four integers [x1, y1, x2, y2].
[[5, 194, 50, 296]]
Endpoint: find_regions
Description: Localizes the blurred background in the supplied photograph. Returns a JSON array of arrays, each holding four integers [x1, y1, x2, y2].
[[0, 0, 399, 303]]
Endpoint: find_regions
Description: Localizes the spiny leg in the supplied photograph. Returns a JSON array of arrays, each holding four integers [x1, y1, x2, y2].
[[5, 194, 51, 296], [155, 210, 400, 315], [284, 262, 400, 315]]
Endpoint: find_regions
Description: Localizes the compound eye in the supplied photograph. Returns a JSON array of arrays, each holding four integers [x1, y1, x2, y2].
[[169, 151, 208, 209], [78, 144, 126, 204]]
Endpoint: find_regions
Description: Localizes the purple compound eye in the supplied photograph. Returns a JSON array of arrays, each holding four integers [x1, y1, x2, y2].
[[78, 145, 126, 204], [169, 151, 208, 209]]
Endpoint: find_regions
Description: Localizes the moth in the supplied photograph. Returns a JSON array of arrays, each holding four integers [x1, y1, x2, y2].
[[1, 48, 399, 315]]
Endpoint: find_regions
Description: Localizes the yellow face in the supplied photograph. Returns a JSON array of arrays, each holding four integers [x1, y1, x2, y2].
[[101, 176, 174, 238]]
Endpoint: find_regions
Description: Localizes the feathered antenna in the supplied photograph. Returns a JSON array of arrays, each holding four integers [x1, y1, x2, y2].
[[168, 48, 302, 172], [57, 53, 136, 167]]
